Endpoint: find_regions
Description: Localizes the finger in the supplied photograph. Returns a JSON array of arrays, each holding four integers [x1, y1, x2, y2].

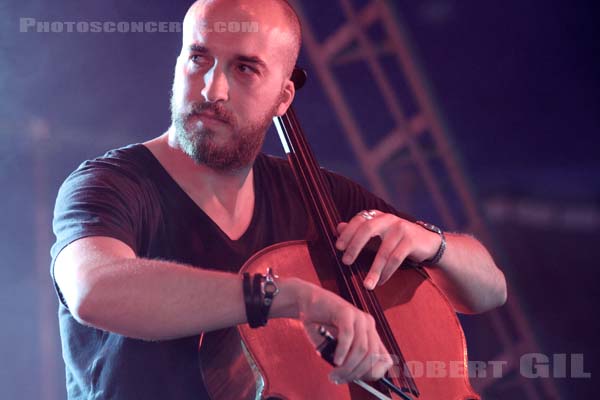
[[364, 232, 402, 290], [331, 313, 354, 368], [331, 314, 370, 382], [378, 239, 412, 287], [344, 317, 381, 381], [336, 211, 379, 251], [361, 346, 394, 381], [341, 214, 390, 265], [336, 222, 348, 236]]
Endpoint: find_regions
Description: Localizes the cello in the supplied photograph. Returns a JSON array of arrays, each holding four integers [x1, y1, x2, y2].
[[199, 69, 480, 400]]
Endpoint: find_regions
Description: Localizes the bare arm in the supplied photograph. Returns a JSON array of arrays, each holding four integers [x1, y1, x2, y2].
[[54, 235, 393, 383], [424, 232, 507, 314], [54, 236, 300, 340]]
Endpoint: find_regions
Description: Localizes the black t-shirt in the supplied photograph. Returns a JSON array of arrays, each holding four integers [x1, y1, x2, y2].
[[51, 143, 412, 399]]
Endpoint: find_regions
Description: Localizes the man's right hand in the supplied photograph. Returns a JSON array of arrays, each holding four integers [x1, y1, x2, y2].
[[285, 278, 394, 384]]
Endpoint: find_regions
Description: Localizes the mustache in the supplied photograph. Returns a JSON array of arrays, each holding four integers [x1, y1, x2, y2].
[[185, 102, 234, 125]]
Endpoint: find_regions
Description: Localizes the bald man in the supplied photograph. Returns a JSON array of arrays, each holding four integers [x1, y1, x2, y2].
[[51, 0, 506, 398]]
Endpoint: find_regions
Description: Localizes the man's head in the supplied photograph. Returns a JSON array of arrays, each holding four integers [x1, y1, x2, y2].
[[170, 0, 302, 172]]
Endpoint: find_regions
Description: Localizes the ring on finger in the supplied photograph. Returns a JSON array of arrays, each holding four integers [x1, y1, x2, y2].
[[359, 210, 377, 220]]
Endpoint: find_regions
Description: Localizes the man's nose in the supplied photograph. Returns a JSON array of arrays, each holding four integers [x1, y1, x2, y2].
[[201, 64, 229, 103]]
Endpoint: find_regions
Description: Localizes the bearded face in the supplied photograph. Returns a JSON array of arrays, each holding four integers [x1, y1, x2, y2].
[[169, 0, 297, 171], [170, 91, 279, 172]]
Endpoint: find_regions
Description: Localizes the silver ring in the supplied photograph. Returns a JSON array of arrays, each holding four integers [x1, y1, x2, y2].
[[360, 210, 377, 220]]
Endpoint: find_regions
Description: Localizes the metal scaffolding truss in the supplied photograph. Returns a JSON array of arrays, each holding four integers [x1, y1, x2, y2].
[[290, 0, 560, 398]]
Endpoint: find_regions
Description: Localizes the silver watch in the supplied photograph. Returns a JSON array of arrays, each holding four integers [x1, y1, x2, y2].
[[415, 220, 446, 266]]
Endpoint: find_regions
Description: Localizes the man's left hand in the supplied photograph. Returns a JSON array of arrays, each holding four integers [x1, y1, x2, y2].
[[335, 210, 441, 290]]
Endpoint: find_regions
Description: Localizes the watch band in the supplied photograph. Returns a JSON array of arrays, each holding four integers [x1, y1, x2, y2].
[[243, 273, 263, 328], [415, 221, 446, 266]]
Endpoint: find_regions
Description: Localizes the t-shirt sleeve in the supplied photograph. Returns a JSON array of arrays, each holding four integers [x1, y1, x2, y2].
[[322, 169, 416, 223], [50, 161, 142, 307]]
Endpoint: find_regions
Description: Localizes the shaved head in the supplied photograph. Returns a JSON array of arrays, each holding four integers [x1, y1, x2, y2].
[[183, 0, 302, 78]]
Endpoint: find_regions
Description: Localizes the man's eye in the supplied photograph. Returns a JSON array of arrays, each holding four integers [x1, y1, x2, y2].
[[238, 64, 257, 75], [190, 54, 205, 64]]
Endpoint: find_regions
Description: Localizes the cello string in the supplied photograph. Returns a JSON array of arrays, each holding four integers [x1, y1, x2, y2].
[[280, 110, 417, 395], [283, 110, 415, 393], [286, 112, 384, 326], [283, 114, 390, 348], [351, 265, 417, 394], [286, 111, 414, 392], [279, 113, 360, 306]]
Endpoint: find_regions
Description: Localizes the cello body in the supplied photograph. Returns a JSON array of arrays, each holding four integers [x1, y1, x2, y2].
[[199, 240, 481, 400], [200, 68, 479, 400]]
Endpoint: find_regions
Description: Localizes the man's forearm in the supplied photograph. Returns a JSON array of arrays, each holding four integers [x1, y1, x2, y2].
[[426, 233, 507, 314], [76, 258, 301, 340]]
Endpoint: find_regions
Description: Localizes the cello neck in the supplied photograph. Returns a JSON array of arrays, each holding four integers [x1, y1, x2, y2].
[[273, 106, 341, 255]]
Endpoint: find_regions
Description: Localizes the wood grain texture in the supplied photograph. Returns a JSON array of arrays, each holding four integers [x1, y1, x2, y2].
[[200, 240, 480, 399]]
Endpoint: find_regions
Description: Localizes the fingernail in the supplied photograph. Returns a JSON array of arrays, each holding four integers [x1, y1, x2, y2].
[[364, 278, 375, 290], [342, 255, 352, 264], [336, 240, 344, 250]]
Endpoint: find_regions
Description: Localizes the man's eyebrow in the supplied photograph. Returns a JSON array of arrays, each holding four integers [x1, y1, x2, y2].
[[187, 44, 267, 71], [188, 44, 208, 53], [235, 54, 268, 70]]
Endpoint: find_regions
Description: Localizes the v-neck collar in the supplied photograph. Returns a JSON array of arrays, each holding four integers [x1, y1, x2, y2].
[[134, 143, 262, 244]]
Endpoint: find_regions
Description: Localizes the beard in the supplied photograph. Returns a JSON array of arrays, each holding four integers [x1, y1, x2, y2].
[[170, 94, 278, 172]]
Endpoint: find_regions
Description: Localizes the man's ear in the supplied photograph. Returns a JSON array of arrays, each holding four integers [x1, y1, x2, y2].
[[275, 79, 296, 116]]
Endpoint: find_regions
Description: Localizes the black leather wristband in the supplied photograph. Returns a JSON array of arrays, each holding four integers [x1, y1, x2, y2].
[[242, 273, 255, 327], [252, 273, 266, 327], [243, 272, 264, 328]]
